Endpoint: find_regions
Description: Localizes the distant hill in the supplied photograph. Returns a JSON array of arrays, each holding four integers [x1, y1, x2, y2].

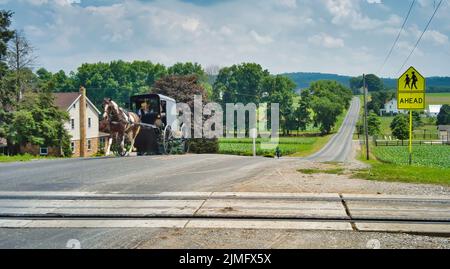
[[281, 72, 450, 93]]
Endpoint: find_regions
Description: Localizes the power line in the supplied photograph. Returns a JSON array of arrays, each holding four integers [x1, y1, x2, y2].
[[378, 0, 416, 74], [397, 0, 444, 75]]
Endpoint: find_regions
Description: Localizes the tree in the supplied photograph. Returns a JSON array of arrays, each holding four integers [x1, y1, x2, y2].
[[168, 62, 206, 80], [295, 89, 312, 131], [311, 97, 343, 135], [350, 74, 384, 92], [0, 10, 14, 78], [308, 80, 352, 135], [412, 111, 422, 128], [390, 114, 409, 140], [153, 75, 218, 153], [7, 88, 72, 156], [437, 105, 450, 125], [7, 30, 37, 102], [262, 75, 297, 135], [213, 63, 270, 105], [309, 80, 352, 109], [367, 112, 381, 136]]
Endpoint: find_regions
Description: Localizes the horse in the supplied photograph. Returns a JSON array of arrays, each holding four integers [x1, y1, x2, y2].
[[102, 98, 141, 156]]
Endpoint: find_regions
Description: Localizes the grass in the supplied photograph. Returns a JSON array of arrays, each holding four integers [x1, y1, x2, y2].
[[353, 146, 450, 185], [219, 136, 328, 157], [0, 154, 56, 163], [219, 108, 349, 157], [373, 145, 450, 168], [298, 168, 345, 175]]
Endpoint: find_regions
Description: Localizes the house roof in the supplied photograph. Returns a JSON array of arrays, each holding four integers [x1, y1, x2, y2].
[[438, 125, 450, 132], [429, 105, 443, 114], [53, 92, 101, 115], [54, 93, 81, 111]]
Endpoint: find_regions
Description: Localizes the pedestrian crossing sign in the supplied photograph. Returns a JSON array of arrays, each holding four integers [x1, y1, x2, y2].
[[398, 66, 426, 110]]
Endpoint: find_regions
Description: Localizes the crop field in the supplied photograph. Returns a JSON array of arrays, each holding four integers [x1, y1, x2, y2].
[[373, 145, 450, 168], [426, 93, 450, 105], [219, 136, 329, 157]]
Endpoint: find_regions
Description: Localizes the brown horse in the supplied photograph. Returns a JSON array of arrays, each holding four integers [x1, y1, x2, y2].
[[102, 98, 141, 156]]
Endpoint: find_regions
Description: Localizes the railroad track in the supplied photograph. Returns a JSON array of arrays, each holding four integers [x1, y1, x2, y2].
[[0, 192, 449, 235]]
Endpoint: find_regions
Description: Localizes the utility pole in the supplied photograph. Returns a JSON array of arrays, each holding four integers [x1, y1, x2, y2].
[[363, 74, 370, 160]]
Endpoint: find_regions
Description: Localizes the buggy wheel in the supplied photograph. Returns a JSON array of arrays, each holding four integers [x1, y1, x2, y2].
[[162, 125, 174, 155]]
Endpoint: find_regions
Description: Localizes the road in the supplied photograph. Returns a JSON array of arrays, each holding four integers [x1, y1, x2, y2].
[[0, 98, 361, 194], [1, 97, 449, 249], [307, 97, 360, 162]]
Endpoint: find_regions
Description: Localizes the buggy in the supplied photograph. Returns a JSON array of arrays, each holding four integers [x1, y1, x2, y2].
[[130, 94, 187, 155]]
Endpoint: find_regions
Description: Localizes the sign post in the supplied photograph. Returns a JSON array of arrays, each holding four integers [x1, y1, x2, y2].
[[250, 128, 257, 157], [397, 66, 426, 165]]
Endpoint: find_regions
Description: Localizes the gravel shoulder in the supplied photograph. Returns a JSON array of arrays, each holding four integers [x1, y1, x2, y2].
[[226, 142, 450, 196]]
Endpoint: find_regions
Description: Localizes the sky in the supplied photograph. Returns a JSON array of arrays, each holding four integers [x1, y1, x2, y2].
[[1, 0, 450, 77]]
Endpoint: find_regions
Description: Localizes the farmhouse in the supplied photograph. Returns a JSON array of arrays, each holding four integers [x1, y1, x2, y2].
[[426, 105, 443, 117], [379, 98, 405, 116], [20, 88, 109, 157]]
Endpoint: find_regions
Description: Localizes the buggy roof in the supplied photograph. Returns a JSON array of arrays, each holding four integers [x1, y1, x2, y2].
[[131, 94, 176, 104]]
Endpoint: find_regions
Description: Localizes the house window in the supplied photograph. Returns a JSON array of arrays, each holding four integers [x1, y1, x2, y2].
[[73, 104, 76, 109], [40, 147, 48, 156], [88, 118, 92, 128], [87, 139, 92, 151], [71, 119, 75, 130], [71, 142, 75, 153]]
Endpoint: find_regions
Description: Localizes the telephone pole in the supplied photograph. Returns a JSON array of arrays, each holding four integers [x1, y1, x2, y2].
[[363, 74, 370, 160]]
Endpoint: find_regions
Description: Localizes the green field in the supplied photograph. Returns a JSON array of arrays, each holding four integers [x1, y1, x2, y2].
[[373, 145, 450, 168], [378, 116, 438, 139], [219, 136, 332, 157], [355, 147, 450, 185], [426, 93, 450, 105], [219, 108, 348, 157]]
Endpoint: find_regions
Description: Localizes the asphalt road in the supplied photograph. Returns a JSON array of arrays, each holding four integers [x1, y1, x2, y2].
[[307, 97, 360, 162], [0, 98, 361, 194]]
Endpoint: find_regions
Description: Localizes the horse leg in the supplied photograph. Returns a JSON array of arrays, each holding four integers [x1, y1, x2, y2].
[[120, 134, 126, 156], [106, 136, 113, 156], [129, 126, 141, 155]]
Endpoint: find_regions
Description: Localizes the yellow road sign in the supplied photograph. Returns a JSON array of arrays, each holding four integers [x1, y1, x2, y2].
[[398, 92, 425, 110], [397, 66, 426, 110]]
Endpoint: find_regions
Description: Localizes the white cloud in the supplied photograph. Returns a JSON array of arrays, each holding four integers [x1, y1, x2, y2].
[[424, 30, 449, 45], [308, 33, 345, 48], [250, 30, 274, 45], [3, 0, 449, 76], [275, 0, 297, 8]]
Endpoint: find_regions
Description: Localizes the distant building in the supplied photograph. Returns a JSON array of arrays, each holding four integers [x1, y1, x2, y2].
[[426, 105, 443, 117], [20, 88, 109, 157], [438, 125, 450, 141], [380, 98, 406, 116]]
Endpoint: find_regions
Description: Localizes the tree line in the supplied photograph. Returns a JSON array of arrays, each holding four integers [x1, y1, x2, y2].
[[1, 9, 355, 156]]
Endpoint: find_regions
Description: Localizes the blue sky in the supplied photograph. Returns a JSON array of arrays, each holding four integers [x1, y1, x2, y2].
[[1, 0, 449, 77]]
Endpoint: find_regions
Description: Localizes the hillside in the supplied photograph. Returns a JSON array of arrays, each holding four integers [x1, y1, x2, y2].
[[282, 72, 450, 93]]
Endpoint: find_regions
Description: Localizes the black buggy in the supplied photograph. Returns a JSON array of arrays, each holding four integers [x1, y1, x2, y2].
[[130, 94, 187, 155]]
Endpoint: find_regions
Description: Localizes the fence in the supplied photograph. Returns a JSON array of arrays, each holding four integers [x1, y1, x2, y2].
[[374, 140, 450, 147]]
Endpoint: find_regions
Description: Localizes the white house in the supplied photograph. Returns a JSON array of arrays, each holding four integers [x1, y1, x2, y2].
[[426, 105, 442, 117], [54, 89, 109, 157], [21, 88, 109, 157], [380, 98, 405, 116]]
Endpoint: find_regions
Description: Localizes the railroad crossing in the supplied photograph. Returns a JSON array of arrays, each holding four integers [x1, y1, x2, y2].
[[1, 192, 449, 235]]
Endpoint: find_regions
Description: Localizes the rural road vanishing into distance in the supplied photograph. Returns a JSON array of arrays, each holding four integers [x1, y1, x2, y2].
[[1, 97, 449, 249]]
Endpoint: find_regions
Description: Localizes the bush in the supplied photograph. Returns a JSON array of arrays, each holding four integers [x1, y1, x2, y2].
[[187, 138, 219, 154]]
